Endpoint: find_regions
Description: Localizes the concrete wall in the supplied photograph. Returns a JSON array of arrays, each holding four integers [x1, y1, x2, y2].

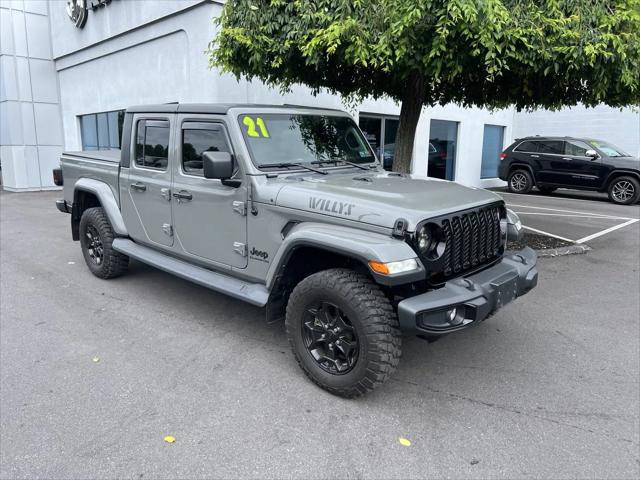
[[0, 0, 63, 191], [48, 0, 516, 189], [513, 105, 640, 158]]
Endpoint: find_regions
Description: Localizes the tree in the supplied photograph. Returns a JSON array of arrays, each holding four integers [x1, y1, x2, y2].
[[208, 0, 640, 173]]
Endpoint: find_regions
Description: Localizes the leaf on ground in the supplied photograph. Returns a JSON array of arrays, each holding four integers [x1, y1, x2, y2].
[[92, 357, 100, 363], [164, 436, 176, 443], [398, 437, 411, 447]]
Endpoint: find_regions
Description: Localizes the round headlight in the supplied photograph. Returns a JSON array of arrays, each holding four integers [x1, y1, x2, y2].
[[416, 226, 432, 254]]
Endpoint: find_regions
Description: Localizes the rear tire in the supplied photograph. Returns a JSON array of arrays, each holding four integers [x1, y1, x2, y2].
[[538, 186, 557, 195], [285, 268, 401, 398], [79, 207, 129, 279], [607, 176, 640, 205], [508, 169, 534, 194]]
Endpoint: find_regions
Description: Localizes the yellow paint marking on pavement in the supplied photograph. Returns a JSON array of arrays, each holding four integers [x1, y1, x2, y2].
[[399, 437, 411, 447]]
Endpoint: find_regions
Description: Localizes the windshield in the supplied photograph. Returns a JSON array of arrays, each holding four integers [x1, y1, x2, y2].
[[589, 140, 629, 157], [238, 113, 376, 169]]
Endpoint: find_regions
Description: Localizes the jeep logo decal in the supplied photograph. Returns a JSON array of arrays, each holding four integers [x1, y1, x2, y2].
[[309, 197, 355, 216], [250, 247, 269, 262]]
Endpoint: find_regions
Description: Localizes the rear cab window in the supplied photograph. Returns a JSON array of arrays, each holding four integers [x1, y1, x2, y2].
[[135, 120, 170, 170]]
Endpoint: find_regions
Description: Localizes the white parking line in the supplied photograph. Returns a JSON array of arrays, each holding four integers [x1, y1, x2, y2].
[[575, 219, 640, 244], [514, 212, 631, 220], [521, 225, 575, 243], [507, 203, 636, 220]]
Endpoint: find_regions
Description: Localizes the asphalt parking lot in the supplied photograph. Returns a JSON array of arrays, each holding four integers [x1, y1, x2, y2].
[[496, 188, 640, 246], [1, 190, 639, 479]]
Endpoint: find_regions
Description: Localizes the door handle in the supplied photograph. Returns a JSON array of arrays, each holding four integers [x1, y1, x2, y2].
[[173, 190, 193, 202], [131, 182, 147, 192], [562, 157, 573, 161], [530, 155, 539, 158]]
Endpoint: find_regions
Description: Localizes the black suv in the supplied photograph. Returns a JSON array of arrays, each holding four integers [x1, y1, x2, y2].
[[498, 137, 640, 205]]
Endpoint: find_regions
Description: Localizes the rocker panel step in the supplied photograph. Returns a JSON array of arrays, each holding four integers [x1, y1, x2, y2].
[[112, 238, 269, 307]]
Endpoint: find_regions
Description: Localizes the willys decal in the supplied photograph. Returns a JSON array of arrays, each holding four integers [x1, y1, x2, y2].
[[309, 197, 356, 216]]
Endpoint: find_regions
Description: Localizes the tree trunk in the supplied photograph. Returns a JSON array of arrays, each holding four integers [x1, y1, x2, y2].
[[392, 72, 427, 174]]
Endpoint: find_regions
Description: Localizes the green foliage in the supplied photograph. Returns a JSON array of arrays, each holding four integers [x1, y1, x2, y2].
[[208, 0, 640, 110]]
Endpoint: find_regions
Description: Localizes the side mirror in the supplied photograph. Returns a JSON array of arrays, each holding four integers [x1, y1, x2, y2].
[[585, 149, 599, 159], [203, 151, 233, 180]]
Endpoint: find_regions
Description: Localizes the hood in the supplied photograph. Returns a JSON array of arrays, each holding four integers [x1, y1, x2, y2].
[[274, 171, 503, 231]]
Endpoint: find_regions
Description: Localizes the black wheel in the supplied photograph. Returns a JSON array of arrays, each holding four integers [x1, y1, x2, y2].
[[607, 176, 640, 205], [285, 268, 401, 397], [508, 169, 534, 194], [538, 186, 557, 195], [79, 207, 129, 279]]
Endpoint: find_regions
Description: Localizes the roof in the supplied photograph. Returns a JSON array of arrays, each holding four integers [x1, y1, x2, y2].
[[515, 135, 599, 142], [125, 103, 344, 114]]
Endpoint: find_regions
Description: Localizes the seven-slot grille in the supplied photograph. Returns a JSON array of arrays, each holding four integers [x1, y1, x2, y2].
[[438, 204, 504, 279]]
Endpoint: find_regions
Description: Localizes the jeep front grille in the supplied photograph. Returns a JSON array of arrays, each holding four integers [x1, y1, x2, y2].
[[415, 203, 505, 284]]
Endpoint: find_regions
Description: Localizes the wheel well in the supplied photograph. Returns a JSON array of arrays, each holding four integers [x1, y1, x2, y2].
[[604, 170, 640, 190], [508, 164, 535, 183], [71, 190, 101, 240], [266, 246, 370, 323]]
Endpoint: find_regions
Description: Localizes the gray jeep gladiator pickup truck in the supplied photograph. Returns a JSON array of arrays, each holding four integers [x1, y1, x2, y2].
[[54, 103, 537, 397]]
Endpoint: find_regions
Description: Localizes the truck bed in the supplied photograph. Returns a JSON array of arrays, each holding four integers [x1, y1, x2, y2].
[[63, 150, 121, 163], [61, 150, 121, 206]]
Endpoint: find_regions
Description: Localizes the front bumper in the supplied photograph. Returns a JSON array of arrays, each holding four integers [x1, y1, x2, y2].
[[397, 248, 538, 335]]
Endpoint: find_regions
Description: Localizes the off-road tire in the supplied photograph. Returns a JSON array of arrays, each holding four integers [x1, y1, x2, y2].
[[508, 169, 534, 194], [607, 176, 640, 205], [538, 186, 557, 195], [285, 268, 401, 398], [79, 207, 129, 279]]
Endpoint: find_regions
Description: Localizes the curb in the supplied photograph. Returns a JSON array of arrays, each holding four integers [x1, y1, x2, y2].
[[535, 244, 592, 258]]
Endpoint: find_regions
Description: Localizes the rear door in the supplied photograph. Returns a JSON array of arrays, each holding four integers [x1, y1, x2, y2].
[[535, 140, 567, 184], [171, 117, 248, 269], [121, 116, 174, 247]]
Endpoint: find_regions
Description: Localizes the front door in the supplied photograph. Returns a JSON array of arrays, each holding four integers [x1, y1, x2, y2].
[[122, 117, 174, 247], [561, 139, 604, 188], [171, 118, 248, 269]]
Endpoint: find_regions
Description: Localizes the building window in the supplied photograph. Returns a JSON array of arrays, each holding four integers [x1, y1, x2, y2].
[[481, 125, 505, 179], [429, 120, 458, 180], [359, 114, 399, 170], [79, 110, 125, 150]]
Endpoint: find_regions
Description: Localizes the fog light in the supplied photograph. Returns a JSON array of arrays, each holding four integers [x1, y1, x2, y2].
[[446, 308, 458, 323]]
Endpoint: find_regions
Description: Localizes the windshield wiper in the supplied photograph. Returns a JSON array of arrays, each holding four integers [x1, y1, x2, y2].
[[311, 159, 373, 170], [257, 162, 328, 175]]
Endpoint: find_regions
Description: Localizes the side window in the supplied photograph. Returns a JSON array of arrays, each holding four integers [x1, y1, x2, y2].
[[181, 124, 231, 176], [514, 141, 539, 152], [135, 120, 170, 170], [538, 140, 564, 154], [564, 140, 591, 157]]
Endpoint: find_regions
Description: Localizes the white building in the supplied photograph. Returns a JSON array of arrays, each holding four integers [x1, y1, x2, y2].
[[1, 0, 638, 192]]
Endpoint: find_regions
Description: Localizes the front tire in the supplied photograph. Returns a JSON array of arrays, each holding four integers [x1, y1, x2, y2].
[[285, 269, 401, 397], [508, 169, 534, 194], [607, 176, 640, 205], [79, 207, 129, 279]]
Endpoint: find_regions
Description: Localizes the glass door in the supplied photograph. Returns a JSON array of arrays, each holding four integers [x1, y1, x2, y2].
[[428, 120, 458, 180], [359, 115, 399, 170]]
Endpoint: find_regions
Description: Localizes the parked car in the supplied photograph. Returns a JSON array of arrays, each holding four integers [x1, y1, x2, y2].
[[498, 136, 640, 205], [54, 103, 536, 397]]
